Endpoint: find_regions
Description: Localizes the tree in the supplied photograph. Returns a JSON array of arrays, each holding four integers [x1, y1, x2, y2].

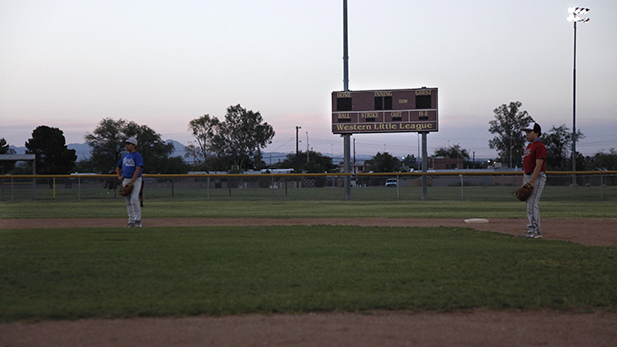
[[185, 114, 220, 172], [211, 104, 275, 171], [365, 152, 401, 172], [84, 118, 128, 173], [252, 149, 268, 171], [0, 138, 17, 174], [541, 124, 585, 170], [124, 122, 176, 174], [156, 155, 192, 174], [275, 150, 336, 173], [25, 126, 77, 174], [85, 118, 184, 174], [401, 154, 417, 170], [0, 138, 10, 154], [488, 101, 533, 168], [590, 148, 617, 171], [433, 144, 470, 160]]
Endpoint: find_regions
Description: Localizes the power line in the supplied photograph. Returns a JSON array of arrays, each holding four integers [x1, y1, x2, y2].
[[269, 137, 295, 151]]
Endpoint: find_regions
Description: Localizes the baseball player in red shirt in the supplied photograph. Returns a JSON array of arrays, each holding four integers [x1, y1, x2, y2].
[[521, 122, 547, 238]]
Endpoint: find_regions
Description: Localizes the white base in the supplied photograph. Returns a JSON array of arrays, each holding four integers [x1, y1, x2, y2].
[[464, 218, 489, 224]]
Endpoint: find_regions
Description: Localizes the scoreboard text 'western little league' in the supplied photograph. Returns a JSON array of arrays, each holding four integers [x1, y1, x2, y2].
[[331, 87, 438, 134]]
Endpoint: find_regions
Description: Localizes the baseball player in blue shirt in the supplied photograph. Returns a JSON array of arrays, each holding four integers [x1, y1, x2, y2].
[[116, 136, 144, 227]]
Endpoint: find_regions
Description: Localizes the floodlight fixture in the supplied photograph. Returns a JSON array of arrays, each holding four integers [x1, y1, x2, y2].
[[568, 6, 590, 22]]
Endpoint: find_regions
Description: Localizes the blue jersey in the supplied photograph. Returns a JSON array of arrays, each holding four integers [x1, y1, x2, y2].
[[117, 152, 144, 178]]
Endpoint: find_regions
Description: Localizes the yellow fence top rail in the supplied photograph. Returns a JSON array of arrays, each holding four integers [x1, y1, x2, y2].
[[2, 171, 616, 179]]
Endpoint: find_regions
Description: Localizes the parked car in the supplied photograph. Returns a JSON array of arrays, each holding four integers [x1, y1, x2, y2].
[[385, 178, 397, 187]]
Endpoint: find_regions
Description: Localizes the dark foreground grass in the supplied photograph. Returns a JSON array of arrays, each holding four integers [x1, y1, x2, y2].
[[1, 225, 616, 322]]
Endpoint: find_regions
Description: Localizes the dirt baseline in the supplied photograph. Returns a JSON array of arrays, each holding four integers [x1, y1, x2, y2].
[[1, 217, 616, 346], [2, 311, 616, 347]]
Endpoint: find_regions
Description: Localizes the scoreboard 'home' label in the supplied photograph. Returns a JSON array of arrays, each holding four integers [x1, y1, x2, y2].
[[331, 88, 438, 134]]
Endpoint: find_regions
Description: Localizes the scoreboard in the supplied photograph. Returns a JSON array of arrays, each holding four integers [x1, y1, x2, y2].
[[331, 87, 438, 134]]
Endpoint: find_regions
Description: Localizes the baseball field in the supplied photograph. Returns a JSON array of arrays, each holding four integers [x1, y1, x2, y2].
[[1, 200, 616, 346]]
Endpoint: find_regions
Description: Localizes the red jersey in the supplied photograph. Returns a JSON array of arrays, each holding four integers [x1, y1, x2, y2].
[[523, 139, 546, 173]]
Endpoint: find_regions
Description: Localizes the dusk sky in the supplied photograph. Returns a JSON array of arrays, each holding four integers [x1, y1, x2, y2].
[[2, 0, 616, 161]]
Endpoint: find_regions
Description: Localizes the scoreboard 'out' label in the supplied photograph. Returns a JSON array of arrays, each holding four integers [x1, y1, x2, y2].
[[331, 88, 438, 134]]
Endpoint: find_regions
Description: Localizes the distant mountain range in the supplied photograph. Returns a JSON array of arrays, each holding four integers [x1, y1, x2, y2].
[[8, 140, 367, 165], [10, 140, 185, 162]]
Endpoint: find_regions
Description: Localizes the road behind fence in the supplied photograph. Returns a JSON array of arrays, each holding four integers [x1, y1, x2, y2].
[[1, 171, 616, 202]]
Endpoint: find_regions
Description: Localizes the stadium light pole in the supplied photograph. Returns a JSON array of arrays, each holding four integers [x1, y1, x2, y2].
[[342, 0, 351, 200], [567, 6, 590, 184]]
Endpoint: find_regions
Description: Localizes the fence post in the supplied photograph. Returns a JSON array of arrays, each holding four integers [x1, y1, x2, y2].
[[600, 173, 604, 201], [78, 177, 81, 201], [396, 175, 400, 200], [459, 174, 464, 200], [11, 177, 14, 201], [207, 176, 210, 200]]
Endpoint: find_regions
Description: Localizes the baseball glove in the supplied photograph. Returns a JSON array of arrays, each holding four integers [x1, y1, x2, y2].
[[119, 183, 134, 197], [515, 183, 533, 201]]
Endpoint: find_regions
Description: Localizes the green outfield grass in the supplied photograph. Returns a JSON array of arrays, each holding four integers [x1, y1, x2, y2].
[[1, 225, 616, 322], [1, 199, 616, 219], [2, 179, 616, 202]]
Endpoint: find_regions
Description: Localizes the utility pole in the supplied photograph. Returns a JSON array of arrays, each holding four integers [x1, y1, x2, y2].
[[295, 126, 301, 173]]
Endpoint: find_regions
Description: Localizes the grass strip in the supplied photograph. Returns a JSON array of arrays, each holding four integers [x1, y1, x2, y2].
[[1, 225, 616, 322], [2, 200, 616, 219]]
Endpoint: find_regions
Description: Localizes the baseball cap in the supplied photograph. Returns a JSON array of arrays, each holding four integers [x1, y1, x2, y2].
[[522, 122, 541, 133], [125, 136, 138, 146]]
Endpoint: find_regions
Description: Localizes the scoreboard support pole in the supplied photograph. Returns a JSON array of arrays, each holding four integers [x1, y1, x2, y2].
[[421, 132, 428, 200], [344, 135, 351, 200]]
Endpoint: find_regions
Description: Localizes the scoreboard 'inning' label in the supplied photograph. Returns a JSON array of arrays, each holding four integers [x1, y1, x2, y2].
[[331, 87, 438, 134]]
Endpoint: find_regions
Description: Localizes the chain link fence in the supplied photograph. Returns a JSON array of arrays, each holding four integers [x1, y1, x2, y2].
[[1, 172, 616, 202]]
